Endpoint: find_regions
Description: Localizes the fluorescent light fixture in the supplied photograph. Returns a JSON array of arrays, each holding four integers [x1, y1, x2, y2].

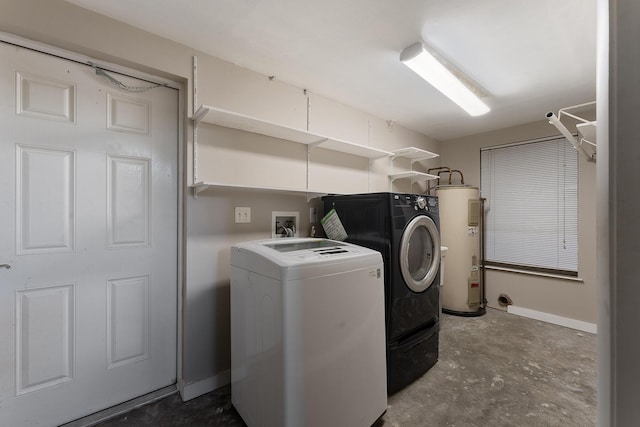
[[400, 42, 490, 116]]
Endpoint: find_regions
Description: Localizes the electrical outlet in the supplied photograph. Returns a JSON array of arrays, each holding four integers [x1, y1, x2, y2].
[[235, 207, 251, 223]]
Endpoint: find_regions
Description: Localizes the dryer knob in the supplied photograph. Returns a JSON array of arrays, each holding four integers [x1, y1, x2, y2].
[[416, 197, 427, 210]]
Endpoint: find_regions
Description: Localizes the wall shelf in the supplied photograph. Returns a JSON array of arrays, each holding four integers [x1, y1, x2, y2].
[[388, 171, 439, 182], [191, 105, 393, 159], [191, 181, 374, 200], [317, 138, 392, 159], [192, 181, 327, 199], [189, 56, 439, 198], [391, 147, 439, 161], [388, 147, 439, 189]]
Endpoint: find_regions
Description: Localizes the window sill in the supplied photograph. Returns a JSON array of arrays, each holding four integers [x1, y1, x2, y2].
[[484, 265, 584, 283]]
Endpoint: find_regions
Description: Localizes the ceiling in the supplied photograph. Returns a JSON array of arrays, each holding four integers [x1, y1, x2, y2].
[[66, 0, 597, 141]]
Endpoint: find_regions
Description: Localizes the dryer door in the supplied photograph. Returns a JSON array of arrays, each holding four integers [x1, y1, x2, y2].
[[400, 215, 441, 293]]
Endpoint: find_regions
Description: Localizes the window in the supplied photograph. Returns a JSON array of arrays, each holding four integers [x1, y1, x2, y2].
[[480, 136, 578, 275]]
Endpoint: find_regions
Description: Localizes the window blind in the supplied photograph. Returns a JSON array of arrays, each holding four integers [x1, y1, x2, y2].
[[480, 137, 578, 273]]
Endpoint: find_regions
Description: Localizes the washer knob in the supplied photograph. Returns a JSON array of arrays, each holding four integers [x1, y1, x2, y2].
[[416, 197, 427, 210]]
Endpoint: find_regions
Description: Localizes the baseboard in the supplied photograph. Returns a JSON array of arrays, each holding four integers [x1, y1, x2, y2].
[[179, 369, 231, 401], [61, 385, 178, 427], [507, 305, 597, 334]]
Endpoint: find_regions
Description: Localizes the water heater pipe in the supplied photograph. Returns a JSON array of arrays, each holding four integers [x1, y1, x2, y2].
[[450, 169, 465, 185], [479, 197, 487, 308], [437, 170, 451, 184], [426, 167, 452, 194]]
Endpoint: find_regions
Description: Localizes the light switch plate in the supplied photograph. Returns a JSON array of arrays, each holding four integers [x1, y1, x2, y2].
[[235, 207, 251, 223]]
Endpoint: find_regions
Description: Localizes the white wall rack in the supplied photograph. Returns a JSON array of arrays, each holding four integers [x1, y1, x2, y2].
[[190, 56, 441, 198], [388, 147, 439, 189], [190, 105, 394, 198], [392, 146, 440, 161], [192, 181, 327, 199], [192, 105, 394, 159], [546, 101, 596, 162]]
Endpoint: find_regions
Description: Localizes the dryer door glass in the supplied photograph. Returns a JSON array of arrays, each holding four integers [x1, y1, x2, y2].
[[400, 215, 441, 292]]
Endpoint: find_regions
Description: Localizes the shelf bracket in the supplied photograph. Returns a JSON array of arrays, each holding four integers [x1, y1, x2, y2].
[[308, 138, 329, 150], [306, 146, 312, 192], [306, 191, 325, 203], [193, 183, 210, 199], [191, 105, 209, 126], [389, 174, 401, 192], [192, 56, 200, 186]]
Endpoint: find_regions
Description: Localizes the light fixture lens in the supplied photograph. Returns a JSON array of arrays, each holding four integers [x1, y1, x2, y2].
[[401, 43, 490, 117]]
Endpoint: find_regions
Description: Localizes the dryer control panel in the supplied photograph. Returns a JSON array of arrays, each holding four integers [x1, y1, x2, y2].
[[393, 194, 439, 212]]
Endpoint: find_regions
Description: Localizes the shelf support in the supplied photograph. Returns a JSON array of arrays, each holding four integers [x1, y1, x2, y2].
[[307, 138, 329, 150], [193, 182, 210, 199], [306, 146, 312, 193], [306, 138, 328, 194], [191, 105, 209, 126], [192, 56, 200, 188], [306, 191, 324, 203], [367, 120, 372, 192]]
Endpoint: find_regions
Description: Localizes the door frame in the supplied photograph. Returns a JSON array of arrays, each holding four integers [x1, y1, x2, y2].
[[0, 31, 185, 424]]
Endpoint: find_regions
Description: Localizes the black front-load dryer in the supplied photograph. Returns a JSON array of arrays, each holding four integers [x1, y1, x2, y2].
[[322, 192, 441, 394]]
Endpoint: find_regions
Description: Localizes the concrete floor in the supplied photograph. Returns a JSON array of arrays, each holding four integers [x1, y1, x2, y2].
[[96, 308, 596, 426]]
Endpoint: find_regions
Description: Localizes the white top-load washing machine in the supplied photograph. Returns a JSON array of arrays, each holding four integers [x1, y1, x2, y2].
[[230, 238, 387, 427]]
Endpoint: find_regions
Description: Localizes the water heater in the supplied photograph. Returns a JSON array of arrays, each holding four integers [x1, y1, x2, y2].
[[435, 185, 484, 316]]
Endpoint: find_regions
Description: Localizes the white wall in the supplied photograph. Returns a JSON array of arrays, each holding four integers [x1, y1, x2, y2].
[[0, 0, 441, 400], [440, 116, 597, 324]]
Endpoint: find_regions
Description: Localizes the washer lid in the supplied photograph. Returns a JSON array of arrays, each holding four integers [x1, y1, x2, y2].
[[231, 237, 383, 280], [262, 239, 348, 253]]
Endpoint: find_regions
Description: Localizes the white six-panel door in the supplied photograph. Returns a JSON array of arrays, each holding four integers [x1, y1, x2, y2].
[[0, 42, 178, 426]]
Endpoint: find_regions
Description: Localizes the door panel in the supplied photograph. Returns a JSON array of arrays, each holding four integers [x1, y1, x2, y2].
[[107, 275, 150, 368], [0, 42, 178, 427], [107, 155, 150, 247], [16, 71, 76, 123], [16, 284, 75, 395], [16, 145, 75, 254]]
